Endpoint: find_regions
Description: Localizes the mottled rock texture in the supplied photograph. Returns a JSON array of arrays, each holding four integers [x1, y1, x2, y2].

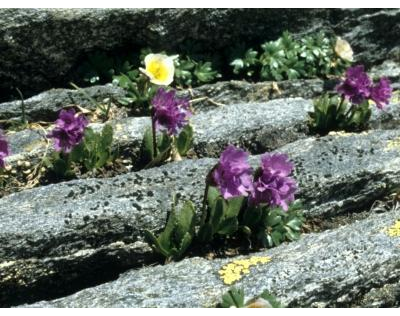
[[1, 8, 399, 99], [1, 129, 400, 306], [25, 209, 400, 307]]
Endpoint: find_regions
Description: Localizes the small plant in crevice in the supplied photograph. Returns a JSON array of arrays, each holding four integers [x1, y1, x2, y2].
[[138, 54, 194, 169], [45, 109, 114, 178], [218, 287, 282, 308], [145, 145, 304, 262], [112, 49, 220, 112], [230, 31, 352, 82], [309, 65, 393, 135], [144, 197, 196, 263]]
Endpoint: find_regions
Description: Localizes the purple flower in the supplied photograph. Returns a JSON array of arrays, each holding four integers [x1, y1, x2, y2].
[[212, 145, 254, 200], [336, 65, 372, 104], [152, 88, 192, 136], [48, 109, 89, 153], [251, 153, 297, 211], [370, 77, 392, 110], [0, 129, 10, 168]]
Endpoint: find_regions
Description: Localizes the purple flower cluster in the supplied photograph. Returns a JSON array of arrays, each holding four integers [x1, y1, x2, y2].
[[212, 145, 254, 199], [212, 146, 297, 211], [336, 65, 392, 109], [0, 129, 10, 168], [152, 88, 192, 136], [251, 153, 297, 211], [48, 109, 89, 153]]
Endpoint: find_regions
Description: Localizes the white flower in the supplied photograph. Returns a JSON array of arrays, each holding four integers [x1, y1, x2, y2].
[[334, 37, 354, 62], [139, 53, 178, 86]]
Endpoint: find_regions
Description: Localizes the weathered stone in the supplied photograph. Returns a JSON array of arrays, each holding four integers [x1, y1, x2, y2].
[[178, 79, 335, 112], [356, 281, 400, 307], [5, 97, 400, 172], [0, 8, 398, 99], [1, 130, 400, 305], [0, 84, 126, 122], [4, 98, 313, 168], [0, 79, 331, 123], [370, 60, 400, 82], [25, 209, 400, 307]]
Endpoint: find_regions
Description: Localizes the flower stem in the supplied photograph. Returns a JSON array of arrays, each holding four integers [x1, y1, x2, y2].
[[338, 95, 346, 114], [200, 165, 217, 226], [200, 182, 210, 227], [151, 108, 157, 159]]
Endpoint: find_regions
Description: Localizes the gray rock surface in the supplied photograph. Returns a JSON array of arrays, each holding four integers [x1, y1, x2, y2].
[[0, 84, 126, 122], [0, 79, 329, 122], [5, 97, 400, 170], [0, 8, 398, 99], [1, 129, 400, 305], [25, 209, 400, 307], [4, 98, 313, 168]]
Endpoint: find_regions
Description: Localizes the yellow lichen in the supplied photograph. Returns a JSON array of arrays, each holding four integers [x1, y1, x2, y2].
[[385, 220, 400, 237], [218, 256, 272, 285], [385, 138, 400, 151]]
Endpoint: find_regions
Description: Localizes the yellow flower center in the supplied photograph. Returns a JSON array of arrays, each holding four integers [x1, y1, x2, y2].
[[147, 59, 170, 82]]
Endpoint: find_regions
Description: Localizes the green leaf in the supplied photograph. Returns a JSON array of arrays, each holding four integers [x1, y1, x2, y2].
[[144, 145, 172, 169], [207, 186, 221, 209], [210, 198, 226, 233], [271, 231, 282, 246], [242, 205, 263, 227], [176, 232, 193, 259], [158, 132, 172, 153], [53, 157, 69, 177], [175, 201, 195, 241], [197, 222, 213, 243], [141, 128, 155, 163], [220, 288, 245, 308], [258, 290, 283, 308], [225, 196, 244, 218], [217, 217, 239, 235], [176, 124, 194, 156], [285, 218, 303, 231], [101, 124, 113, 148], [144, 230, 171, 258]]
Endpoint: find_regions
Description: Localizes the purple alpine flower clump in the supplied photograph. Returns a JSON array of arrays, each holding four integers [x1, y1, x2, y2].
[[251, 153, 297, 211], [336, 65, 392, 109], [212, 145, 254, 200], [0, 129, 10, 168], [336, 65, 372, 105], [48, 109, 89, 153], [152, 88, 192, 136], [370, 77, 392, 110]]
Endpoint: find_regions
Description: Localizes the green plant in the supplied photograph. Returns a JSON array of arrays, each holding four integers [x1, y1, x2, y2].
[[241, 201, 304, 248], [197, 186, 245, 243], [112, 70, 157, 112], [46, 124, 114, 177], [309, 94, 372, 135], [144, 198, 196, 262], [219, 287, 282, 308], [230, 48, 259, 77], [175, 57, 221, 87], [231, 31, 351, 82], [140, 124, 194, 169], [71, 124, 114, 171], [112, 49, 220, 111]]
